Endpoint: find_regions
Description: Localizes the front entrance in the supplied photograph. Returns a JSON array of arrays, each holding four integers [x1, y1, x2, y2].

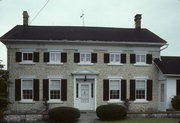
[[74, 79, 95, 110]]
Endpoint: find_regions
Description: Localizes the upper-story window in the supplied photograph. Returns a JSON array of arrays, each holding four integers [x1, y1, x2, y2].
[[22, 52, 33, 62], [50, 52, 61, 63], [16, 51, 39, 64], [110, 53, 120, 63], [130, 53, 152, 65], [44, 51, 67, 64], [74, 52, 97, 64], [80, 53, 91, 63], [136, 54, 146, 64], [104, 53, 126, 64]]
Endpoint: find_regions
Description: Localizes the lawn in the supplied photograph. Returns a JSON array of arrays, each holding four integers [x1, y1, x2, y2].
[[91, 118, 180, 123]]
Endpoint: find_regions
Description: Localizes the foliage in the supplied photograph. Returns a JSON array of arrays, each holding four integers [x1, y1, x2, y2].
[[96, 104, 127, 121], [48, 107, 80, 123], [0, 69, 10, 120], [171, 95, 180, 110]]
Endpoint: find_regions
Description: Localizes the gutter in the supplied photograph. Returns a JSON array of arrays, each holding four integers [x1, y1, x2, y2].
[[0, 39, 166, 46]]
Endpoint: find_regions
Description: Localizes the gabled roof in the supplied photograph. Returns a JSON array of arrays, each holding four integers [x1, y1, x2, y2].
[[154, 56, 180, 75], [0, 25, 166, 44]]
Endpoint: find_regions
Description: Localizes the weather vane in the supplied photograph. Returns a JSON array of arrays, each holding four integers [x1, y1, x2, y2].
[[80, 11, 85, 26]]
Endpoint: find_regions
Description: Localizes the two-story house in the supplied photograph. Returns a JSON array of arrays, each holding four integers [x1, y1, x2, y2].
[[0, 11, 168, 112]]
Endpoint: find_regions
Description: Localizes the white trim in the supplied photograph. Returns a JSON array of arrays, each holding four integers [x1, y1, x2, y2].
[[19, 62, 35, 65], [47, 49, 63, 52], [134, 51, 148, 54], [2, 39, 166, 46], [47, 75, 63, 79], [73, 75, 97, 110], [47, 62, 63, 65], [133, 63, 149, 66], [78, 63, 94, 65], [134, 76, 149, 79], [19, 49, 35, 52], [108, 50, 122, 53], [78, 50, 93, 52], [108, 76, 123, 79], [19, 75, 36, 79], [134, 100, 149, 103], [107, 100, 123, 103], [108, 63, 123, 66], [48, 79, 62, 101], [47, 100, 63, 104], [21, 79, 34, 101]]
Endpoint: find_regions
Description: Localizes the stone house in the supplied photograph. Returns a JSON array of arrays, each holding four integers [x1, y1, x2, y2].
[[0, 11, 170, 112]]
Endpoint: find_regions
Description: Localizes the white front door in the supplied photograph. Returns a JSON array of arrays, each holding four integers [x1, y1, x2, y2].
[[75, 79, 94, 110]]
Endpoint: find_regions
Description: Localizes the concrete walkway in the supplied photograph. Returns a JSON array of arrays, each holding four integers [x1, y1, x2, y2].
[[76, 111, 99, 123]]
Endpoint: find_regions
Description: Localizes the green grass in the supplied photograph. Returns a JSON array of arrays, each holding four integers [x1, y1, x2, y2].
[[91, 118, 180, 123]]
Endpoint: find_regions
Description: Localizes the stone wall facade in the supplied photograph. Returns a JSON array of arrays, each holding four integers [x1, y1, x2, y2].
[[7, 42, 161, 113]]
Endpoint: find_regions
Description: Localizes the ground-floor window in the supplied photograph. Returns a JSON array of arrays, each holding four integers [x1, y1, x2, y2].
[[109, 79, 121, 99], [136, 79, 146, 100], [49, 79, 61, 100], [22, 79, 33, 100]]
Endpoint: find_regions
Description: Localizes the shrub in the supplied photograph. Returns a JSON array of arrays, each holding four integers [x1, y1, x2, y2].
[[48, 107, 80, 123], [96, 104, 127, 121], [171, 95, 180, 111]]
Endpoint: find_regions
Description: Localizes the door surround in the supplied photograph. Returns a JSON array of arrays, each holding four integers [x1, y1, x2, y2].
[[73, 75, 97, 110]]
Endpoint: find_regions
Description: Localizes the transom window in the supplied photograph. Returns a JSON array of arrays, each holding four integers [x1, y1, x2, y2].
[[136, 80, 146, 99], [49, 80, 61, 100], [50, 52, 61, 62], [22, 52, 33, 62], [136, 54, 146, 63], [109, 80, 120, 99], [110, 53, 120, 63], [22, 79, 33, 100], [80, 53, 91, 63]]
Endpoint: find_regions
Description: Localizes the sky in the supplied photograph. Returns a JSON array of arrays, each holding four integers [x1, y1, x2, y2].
[[0, 0, 180, 69]]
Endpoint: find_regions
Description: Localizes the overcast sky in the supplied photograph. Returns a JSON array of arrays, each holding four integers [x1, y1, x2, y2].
[[0, 0, 180, 69]]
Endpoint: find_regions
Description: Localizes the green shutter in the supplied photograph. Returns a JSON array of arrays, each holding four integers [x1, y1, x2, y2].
[[15, 79, 21, 101], [103, 79, 109, 101], [43, 79, 49, 100], [121, 79, 127, 101], [130, 80, 135, 101], [33, 79, 39, 101], [61, 79, 67, 101], [147, 80, 153, 101]]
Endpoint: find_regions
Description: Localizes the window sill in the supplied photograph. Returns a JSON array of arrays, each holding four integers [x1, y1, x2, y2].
[[19, 62, 35, 65], [19, 100, 35, 104], [47, 100, 63, 104], [133, 63, 149, 66], [47, 62, 63, 65], [108, 63, 123, 66], [107, 100, 123, 103], [78, 63, 94, 65], [133, 100, 149, 103]]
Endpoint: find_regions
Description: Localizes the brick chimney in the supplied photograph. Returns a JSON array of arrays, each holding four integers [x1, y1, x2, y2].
[[23, 11, 29, 26], [134, 14, 142, 29]]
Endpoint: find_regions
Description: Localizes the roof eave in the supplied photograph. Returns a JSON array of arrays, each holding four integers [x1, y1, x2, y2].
[[165, 74, 180, 77], [0, 39, 166, 46]]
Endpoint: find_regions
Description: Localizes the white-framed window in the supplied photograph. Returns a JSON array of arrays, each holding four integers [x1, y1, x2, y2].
[[136, 79, 146, 100], [22, 79, 33, 100], [80, 53, 91, 63], [22, 52, 33, 62], [136, 54, 146, 63], [49, 79, 61, 100], [109, 79, 121, 100], [50, 52, 61, 63], [110, 53, 120, 63]]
